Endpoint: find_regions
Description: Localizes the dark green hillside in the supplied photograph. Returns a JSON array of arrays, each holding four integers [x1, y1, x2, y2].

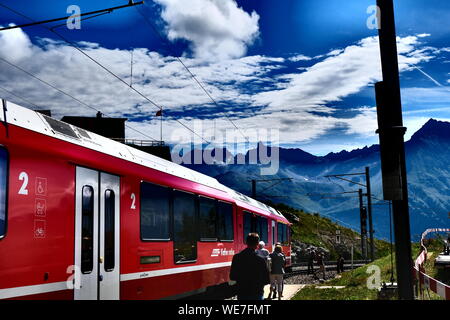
[[270, 202, 391, 261]]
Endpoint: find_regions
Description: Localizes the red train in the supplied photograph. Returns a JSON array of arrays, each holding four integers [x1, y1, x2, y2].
[[0, 100, 291, 300]]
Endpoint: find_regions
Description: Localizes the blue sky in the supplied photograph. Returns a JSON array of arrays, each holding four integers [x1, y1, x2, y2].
[[0, 0, 450, 155]]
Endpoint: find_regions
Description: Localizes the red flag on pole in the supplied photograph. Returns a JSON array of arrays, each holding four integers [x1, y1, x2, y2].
[[156, 109, 162, 117]]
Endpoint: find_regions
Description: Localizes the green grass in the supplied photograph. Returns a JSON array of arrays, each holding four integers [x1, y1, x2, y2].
[[293, 286, 378, 300], [292, 243, 444, 300], [293, 253, 395, 300], [269, 202, 391, 260], [418, 238, 449, 299], [422, 238, 450, 285]]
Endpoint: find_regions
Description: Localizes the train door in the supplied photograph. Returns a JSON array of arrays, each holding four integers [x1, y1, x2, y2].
[[272, 220, 276, 246], [74, 167, 120, 300], [236, 210, 243, 246]]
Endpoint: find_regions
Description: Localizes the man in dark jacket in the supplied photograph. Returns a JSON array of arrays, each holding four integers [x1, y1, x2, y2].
[[230, 233, 270, 300]]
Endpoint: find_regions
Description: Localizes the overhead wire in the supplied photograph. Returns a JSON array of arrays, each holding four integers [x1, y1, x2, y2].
[[134, 4, 249, 143], [0, 2, 210, 143], [0, 56, 158, 141], [0, 83, 43, 109]]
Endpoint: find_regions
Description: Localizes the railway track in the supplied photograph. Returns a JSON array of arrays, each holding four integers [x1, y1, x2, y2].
[[285, 261, 367, 278]]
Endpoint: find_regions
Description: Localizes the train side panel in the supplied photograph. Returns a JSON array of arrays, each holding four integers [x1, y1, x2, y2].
[[119, 172, 236, 299], [0, 126, 75, 299]]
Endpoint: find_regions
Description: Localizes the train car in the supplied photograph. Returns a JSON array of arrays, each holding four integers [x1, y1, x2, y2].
[[0, 100, 291, 300]]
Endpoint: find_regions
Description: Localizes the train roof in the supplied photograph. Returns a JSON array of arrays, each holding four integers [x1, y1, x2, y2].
[[0, 100, 289, 223]]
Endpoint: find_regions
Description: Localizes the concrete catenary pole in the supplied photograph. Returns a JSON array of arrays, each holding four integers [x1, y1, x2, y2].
[[365, 166, 375, 261]]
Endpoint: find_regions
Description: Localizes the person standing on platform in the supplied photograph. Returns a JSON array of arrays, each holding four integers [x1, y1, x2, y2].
[[316, 251, 326, 280], [307, 249, 315, 274], [230, 233, 270, 300], [268, 245, 286, 300], [256, 241, 271, 269]]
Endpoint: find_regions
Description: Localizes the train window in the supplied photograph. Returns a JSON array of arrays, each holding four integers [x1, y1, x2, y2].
[[217, 201, 233, 241], [199, 196, 217, 241], [243, 211, 253, 243], [104, 190, 115, 272], [277, 223, 282, 244], [272, 221, 276, 245], [243, 212, 267, 244], [277, 223, 289, 245], [173, 190, 197, 263], [256, 216, 268, 244], [81, 186, 94, 274], [0, 147, 7, 239], [140, 182, 170, 241], [287, 226, 291, 244]]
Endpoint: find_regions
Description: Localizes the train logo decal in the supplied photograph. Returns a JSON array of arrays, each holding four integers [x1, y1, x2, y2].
[[211, 248, 235, 257]]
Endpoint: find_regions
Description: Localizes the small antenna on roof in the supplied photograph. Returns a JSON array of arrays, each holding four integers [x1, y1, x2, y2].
[[2, 99, 9, 137]]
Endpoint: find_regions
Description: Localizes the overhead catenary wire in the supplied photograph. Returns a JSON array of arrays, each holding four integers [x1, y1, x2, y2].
[[0, 84, 43, 109], [49, 11, 113, 31], [0, 1, 144, 32], [0, 2, 210, 144], [0, 56, 158, 141], [135, 5, 249, 143]]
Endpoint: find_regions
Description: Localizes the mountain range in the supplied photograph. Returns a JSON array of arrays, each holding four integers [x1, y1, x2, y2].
[[177, 119, 450, 241]]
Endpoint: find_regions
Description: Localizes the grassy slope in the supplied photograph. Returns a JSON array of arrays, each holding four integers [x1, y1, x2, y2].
[[293, 243, 446, 300], [267, 201, 448, 300], [422, 238, 450, 286], [270, 202, 391, 260]]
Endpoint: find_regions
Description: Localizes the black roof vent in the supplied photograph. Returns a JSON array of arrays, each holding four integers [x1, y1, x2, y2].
[[76, 127, 91, 139], [43, 115, 79, 139]]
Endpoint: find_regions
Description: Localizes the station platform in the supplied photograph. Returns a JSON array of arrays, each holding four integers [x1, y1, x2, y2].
[[263, 284, 305, 300]]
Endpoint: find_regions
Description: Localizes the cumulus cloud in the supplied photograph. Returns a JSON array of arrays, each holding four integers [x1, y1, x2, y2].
[[342, 107, 378, 137], [0, 24, 34, 62], [288, 54, 312, 62], [0, 27, 442, 148], [154, 0, 260, 61], [253, 35, 436, 114], [0, 27, 280, 143]]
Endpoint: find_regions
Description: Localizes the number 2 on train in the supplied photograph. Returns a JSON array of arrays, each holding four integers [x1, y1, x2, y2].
[[18, 172, 29, 195], [130, 193, 136, 209]]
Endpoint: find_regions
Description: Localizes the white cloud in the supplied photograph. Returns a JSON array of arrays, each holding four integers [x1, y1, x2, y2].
[[327, 49, 344, 57], [402, 87, 450, 105], [0, 27, 443, 149], [0, 29, 276, 117], [154, 0, 260, 61], [0, 25, 34, 62], [288, 54, 312, 62], [0, 28, 284, 143], [343, 107, 378, 137], [253, 35, 436, 115]]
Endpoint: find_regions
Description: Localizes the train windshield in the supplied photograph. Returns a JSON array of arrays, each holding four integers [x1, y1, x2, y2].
[[0, 147, 7, 238]]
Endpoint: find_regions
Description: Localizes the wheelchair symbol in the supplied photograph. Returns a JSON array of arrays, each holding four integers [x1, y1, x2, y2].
[[35, 177, 47, 196]]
